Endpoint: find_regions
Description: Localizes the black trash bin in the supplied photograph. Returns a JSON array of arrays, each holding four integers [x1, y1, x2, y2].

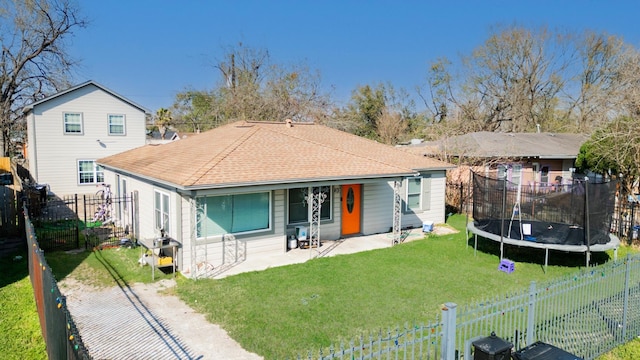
[[35, 184, 48, 206], [472, 332, 513, 360], [512, 341, 583, 360]]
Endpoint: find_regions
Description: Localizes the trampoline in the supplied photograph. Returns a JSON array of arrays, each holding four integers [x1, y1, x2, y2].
[[467, 171, 620, 269]]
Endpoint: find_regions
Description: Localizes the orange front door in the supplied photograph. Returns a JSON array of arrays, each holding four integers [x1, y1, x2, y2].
[[341, 184, 361, 235]]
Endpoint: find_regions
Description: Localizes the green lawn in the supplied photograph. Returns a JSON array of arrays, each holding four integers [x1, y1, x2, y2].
[[7, 214, 636, 359], [174, 215, 628, 359], [0, 249, 47, 360], [597, 338, 640, 360]]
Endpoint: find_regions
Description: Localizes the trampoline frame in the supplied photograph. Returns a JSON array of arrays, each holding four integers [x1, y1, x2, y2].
[[467, 220, 619, 271], [467, 171, 620, 270]]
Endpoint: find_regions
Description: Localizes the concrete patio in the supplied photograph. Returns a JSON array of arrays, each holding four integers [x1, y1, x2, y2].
[[211, 227, 436, 279]]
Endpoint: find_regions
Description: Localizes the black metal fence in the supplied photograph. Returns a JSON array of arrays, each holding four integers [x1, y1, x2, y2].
[[23, 190, 136, 251], [611, 201, 640, 243], [445, 181, 470, 215], [26, 192, 80, 251], [81, 192, 135, 249], [25, 204, 91, 359]]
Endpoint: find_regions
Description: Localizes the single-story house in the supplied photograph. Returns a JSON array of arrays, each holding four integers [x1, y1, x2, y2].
[[403, 131, 589, 190], [98, 120, 455, 277]]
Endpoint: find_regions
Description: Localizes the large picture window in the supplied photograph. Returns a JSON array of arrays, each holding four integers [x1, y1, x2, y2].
[[197, 192, 270, 238], [154, 190, 170, 234], [64, 113, 83, 134], [288, 186, 331, 224], [108, 114, 125, 135], [78, 160, 104, 184]]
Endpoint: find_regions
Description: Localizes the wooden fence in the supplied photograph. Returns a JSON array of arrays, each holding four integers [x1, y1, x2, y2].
[[0, 157, 21, 236]]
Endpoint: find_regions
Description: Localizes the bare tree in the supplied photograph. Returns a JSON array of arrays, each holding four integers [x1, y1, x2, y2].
[[418, 57, 454, 124], [173, 43, 331, 131], [377, 108, 407, 145], [418, 25, 640, 137], [0, 0, 86, 156], [576, 47, 640, 194], [460, 25, 568, 132], [563, 31, 628, 132]]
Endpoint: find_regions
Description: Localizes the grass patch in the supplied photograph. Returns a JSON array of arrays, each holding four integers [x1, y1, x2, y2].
[[174, 214, 628, 359], [46, 246, 176, 288], [597, 338, 640, 360], [0, 248, 47, 360]]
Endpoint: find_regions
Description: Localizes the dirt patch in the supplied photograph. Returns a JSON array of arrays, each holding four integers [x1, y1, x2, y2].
[[432, 224, 459, 236], [401, 224, 459, 243]]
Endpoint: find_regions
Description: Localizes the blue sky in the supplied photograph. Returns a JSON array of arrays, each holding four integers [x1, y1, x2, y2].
[[69, 1, 640, 113]]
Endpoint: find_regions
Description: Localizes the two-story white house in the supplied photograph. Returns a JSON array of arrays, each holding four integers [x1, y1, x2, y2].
[[24, 80, 150, 196]]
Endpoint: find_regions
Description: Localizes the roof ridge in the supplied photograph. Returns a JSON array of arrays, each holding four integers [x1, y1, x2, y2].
[[262, 123, 420, 172], [183, 125, 260, 185]]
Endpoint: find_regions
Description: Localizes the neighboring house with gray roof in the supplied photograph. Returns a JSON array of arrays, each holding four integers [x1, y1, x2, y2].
[[24, 80, 150, 196], [98, 120, 455, 278], [404, 131, 588, 190], [145, 129, 197, 144]]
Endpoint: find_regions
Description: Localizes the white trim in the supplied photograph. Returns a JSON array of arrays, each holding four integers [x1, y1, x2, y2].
[[154, 189, 171, 235], [108, 114, 126, 136], [63, 112, 84, 135], [77, 159, 104, 185], [405, 177, 422, 212], [23, 80, 151, 115]]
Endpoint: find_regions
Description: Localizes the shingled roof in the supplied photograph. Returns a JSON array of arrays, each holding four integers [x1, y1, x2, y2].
[[404, 132, 588, 159], [98, 121, 454, 190]]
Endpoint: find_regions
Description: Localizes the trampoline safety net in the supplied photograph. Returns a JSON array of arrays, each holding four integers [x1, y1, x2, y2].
[[472, 172, 617, 246]]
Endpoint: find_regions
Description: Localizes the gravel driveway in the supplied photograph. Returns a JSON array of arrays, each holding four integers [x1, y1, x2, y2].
[[60, 277, 262, 360]]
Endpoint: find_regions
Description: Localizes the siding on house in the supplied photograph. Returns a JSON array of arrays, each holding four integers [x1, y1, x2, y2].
[[179, 188, 288, 273], [26, 82, 147, 196], [398, 171, 446, 229], [362, 181, 394, 235]]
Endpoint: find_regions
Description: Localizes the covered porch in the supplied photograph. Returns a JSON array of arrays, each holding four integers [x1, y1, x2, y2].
[[209, 226, 441, 279]]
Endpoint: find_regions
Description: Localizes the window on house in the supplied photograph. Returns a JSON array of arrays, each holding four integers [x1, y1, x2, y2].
[[64, 113, 83, 134], [78, 160, 104, 184], [197, 192, 270, 238], [154, 190, 170, 234], [511, 164, 522, 186], [108, 114, 125, 135], [288, 186, 331, 224], [118, 177, 130, 220], [541, 166, 549, 186], [406, 177, 422, 211], [497, 165, 508, 179]]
